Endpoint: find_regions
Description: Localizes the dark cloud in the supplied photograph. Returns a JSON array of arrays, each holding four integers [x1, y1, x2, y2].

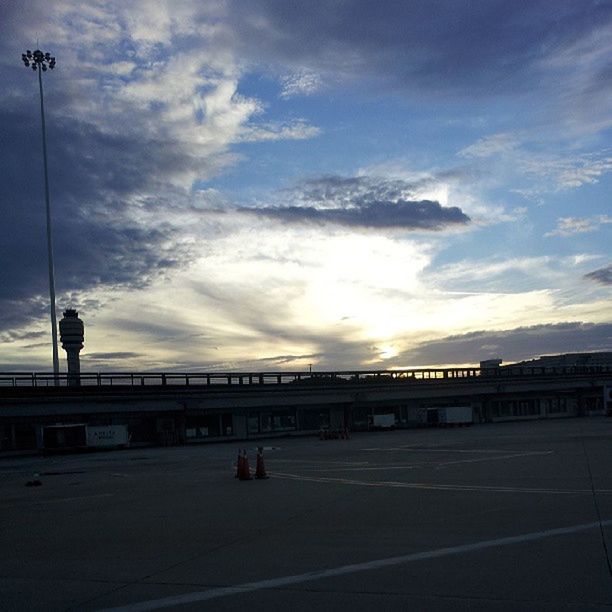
[[229, 1, 611, 95], [240, 200, 469, 230], [255, 353, 321, 365], [295, 175, 411, 205], [400, 322, 612, 366], [241, 173, 470, 230], [110, 319, 215, 352], [292, 172, 472, 206], [84, 352, 143, 361], [583, 264, 612, 285], [0, 105, 199, 334]]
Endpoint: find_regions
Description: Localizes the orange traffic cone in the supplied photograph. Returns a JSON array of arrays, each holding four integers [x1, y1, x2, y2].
[[255, 447, 268, 479], [239, 449, 252, 480]]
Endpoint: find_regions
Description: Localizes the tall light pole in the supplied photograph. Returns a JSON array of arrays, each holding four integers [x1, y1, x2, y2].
[[22, 49, 59, 381]]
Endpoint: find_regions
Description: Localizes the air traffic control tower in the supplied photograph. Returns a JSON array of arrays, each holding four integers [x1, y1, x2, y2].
[[59, 309, 84, 386]]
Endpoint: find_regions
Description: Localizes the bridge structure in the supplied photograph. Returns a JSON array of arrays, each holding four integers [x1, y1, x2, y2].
[[1, 365, 611, 452]]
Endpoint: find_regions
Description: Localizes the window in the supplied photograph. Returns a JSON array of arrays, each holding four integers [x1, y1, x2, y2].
[[250, 410, 297, 433], [248, 413, 259, 434]]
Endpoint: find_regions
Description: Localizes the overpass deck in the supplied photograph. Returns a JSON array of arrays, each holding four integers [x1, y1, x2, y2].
[[1, 364, 610, 391]]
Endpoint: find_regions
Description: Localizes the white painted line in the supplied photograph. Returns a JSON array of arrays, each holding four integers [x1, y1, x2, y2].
[[313, 464, 423, 472], [435, 451, 553, 468], [98, 519, 612, 611], [362, 447, 533, 453], [271, 472, 612, 495], [274, 459, 371, 466], [296, 451, 553, 473]]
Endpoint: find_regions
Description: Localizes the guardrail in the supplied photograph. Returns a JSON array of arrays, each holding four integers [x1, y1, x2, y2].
[[0, 365, 610, 388]]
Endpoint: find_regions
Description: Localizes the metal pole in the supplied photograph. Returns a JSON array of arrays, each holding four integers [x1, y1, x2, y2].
[[37, 63, 60, 382]]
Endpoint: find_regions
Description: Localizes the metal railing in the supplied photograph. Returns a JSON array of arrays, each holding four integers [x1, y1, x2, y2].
[[0, 365, 610, 389]]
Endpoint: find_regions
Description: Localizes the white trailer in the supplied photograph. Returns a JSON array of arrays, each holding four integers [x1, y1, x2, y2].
[[86, 425, 129, 448]]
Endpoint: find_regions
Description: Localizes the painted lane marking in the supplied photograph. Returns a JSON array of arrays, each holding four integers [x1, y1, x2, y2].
[[313, 464, 423, 472], [270, 472, 612, 495], [300, 451, 553, 473], [435, 451, 553, 468], [98, 519, 612, 611], [273, 459, 371, 465], [361, 447, 537, 453]]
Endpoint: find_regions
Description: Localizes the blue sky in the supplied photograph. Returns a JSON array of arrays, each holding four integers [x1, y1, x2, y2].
[[0, 0, 610, 371]]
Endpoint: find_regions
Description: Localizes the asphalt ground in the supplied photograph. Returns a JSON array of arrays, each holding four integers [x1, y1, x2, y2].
[[1, 418, 612, 611]]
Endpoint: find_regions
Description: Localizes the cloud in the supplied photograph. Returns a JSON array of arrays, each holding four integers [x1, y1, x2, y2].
[[237, 174, 470, 230], [458, 133, 520, 158], [524, 154, 612, 191], [280, 70, 322, 98], [400, 322, 612, 366], [85, 351, 143, 361], [554, 156, 612, 189], [545, 215, 612, 237], [238, 119, 321, 142], [293, 175, 425, 206], [228, 1, 612, 102], [458, 131, 612, 194], [240, 200, 469, 230], [0, 329, 46, 344], [583, 265, 612, 286]]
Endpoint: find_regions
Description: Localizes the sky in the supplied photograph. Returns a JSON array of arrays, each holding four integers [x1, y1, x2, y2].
[[0, 0, 610, 372]]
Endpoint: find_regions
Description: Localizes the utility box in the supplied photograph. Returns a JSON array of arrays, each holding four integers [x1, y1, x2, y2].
[[438, 406, 473, 425], [372, 414, 396, 429]]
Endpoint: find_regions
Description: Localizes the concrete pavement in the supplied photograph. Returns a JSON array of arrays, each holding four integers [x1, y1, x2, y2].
[[1, 418, 611, 610]]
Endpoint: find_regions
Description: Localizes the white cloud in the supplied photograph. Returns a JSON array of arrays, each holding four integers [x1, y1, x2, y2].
[[280, 69, 322, 98], [545, 215, 612, 238], [459, 131, 612, 194], [458, 133, 520, 158], [238, 119, 321, 142]]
